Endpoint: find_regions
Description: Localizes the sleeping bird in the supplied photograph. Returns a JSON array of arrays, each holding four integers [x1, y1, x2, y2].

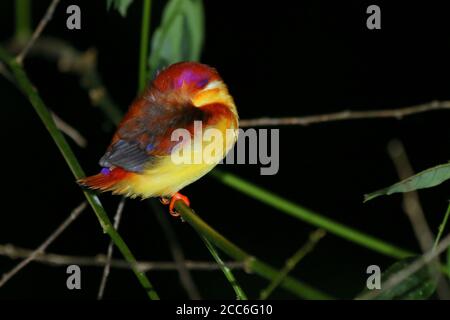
[[78, 62, 239, 215]]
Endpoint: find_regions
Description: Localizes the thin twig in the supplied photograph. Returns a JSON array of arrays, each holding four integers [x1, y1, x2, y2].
[[51, 111, 87, 148], [260, 229, 326, 300], [387, 139, 435, 252], [357, 233, 450, 300], [0, 201, 86, 288], [151, 200, 201, 299], [97, 198, 126, 300], [16, 0, 60, 64], [0, 244, 245, 271], [239, 100, 450, 127]]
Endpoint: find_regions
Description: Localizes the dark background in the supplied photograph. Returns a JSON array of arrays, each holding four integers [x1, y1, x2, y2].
[[0, 0, 449, 299]]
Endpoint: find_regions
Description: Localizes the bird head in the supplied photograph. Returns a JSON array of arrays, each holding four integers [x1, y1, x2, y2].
[[149, 62, 238, 118]]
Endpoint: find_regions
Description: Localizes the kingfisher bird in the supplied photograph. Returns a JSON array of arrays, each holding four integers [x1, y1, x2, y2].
[[78, 62, 239, 216]]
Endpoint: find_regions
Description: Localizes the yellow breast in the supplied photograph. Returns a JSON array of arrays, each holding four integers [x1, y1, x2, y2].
[[123, 78, 238, 199]]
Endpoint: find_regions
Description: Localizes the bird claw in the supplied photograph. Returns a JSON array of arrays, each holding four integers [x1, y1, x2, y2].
[[168, 192, 190, 217], [159, 196, 170, 205]]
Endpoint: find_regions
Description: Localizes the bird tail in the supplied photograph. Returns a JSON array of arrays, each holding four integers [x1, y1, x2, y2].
[[77, 167, 134, 195]]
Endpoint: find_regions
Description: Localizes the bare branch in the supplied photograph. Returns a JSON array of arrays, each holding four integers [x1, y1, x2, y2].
[[10, 37, 449, 131], [239, 100, 450, 127], [97, 198, 125, 300], [16, 0, 61, 64], [51, 111, 87, 148], [0, 244, 245, 271], [387, 139, 435, 252], [0, 201, 86, 288]]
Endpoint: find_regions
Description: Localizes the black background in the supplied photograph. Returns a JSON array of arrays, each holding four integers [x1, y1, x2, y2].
[[0, 0, 449, 299]]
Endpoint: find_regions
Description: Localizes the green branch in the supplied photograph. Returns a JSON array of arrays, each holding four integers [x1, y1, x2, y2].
[[447, 241, 450, 277], [175, 201, 334, 300], [15, 0, 31, 42], [211, 170, 414, 259], [433, 202, 450, 251], [260, 229, 326, 300], [434, 202, 450, 277], [201, 236, 248, 300], [138, 0, 152, 94], [0, 46, 159, 300]]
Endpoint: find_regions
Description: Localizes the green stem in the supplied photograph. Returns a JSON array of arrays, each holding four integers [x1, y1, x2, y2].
[[260, 229, 326, 300], [447, 242, 450, 277], [433, 202, 450, 278], [201, 235, 248, 300], [0, 46, 159, 300], [175, 201, 334, 300], [138, 0, 152, 94], [211, 170, 414, 259], [433, 202, 450, 251], [15, 0, 31, 42]]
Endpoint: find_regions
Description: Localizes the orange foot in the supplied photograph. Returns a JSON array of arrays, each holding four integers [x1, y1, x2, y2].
[[160, 193, 190, 217]]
